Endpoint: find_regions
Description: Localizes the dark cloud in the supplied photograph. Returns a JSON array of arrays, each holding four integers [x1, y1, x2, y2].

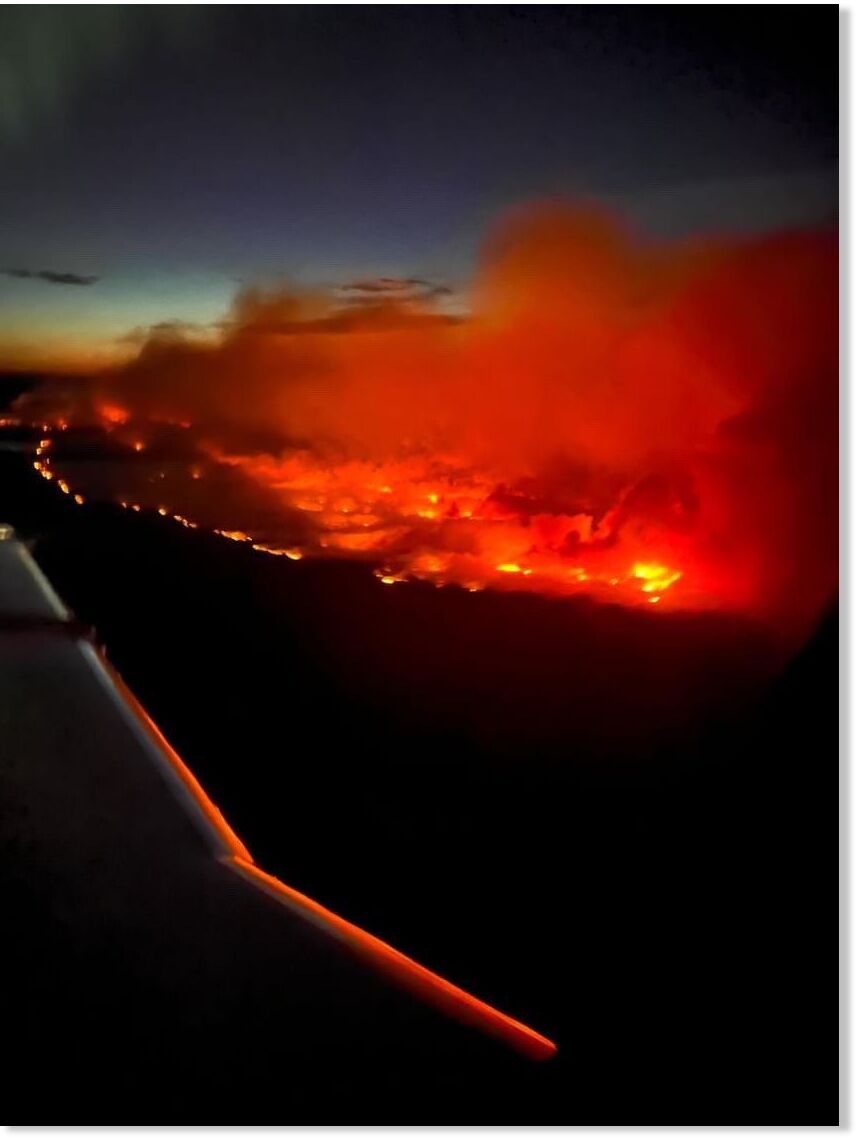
[[116, 319, 216, 345], [3, 267, 98, 286], [239, 310, 458, 336], [343, 277, 434, 294], [150, 320, 203, 334], [338, 277, 453, 306]]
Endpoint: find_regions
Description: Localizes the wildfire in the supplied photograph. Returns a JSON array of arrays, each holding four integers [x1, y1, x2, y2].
[[27, 419, 689, 609], [214, 528, 252, 543], [97, 401, 130, 426], [251, 544, 303, 559], [205, 446, 691, 606], [9, 201, 835, 632], [22, 416, 689, 610], [631, 563, 683, 595]]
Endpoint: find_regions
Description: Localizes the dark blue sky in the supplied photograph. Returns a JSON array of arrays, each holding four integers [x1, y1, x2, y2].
[[0, 5, 838, 366]]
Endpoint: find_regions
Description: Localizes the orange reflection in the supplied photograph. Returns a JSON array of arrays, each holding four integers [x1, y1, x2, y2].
[[229, 856, 557, 1062], [98, 653, 556, 1063]]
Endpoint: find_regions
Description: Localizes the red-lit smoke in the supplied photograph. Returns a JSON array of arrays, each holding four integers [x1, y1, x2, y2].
[[20, 202, 838, 638]]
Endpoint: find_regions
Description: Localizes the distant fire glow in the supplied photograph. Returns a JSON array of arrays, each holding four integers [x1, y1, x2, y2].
[[14, 203, 837, 635], [202, 446, 690, 607]]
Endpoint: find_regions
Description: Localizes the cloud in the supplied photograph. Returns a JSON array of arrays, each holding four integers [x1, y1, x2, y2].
[[340, 276, 451, 297], [116, 319, 217, 345], [3, 267, 98, 286], [342, 277, 430, 293]]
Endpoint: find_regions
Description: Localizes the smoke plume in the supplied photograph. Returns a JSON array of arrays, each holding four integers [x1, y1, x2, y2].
[[19, 202, 838, 639]]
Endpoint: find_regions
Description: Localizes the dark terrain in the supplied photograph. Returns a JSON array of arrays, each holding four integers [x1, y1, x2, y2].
[[0, 385, 839, 1122]]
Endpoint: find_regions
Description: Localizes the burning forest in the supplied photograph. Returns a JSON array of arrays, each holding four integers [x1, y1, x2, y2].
[[15, 203, 837, 645]]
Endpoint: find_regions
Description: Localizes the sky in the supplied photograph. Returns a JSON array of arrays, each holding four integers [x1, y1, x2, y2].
[[0, 5, 838, 370]]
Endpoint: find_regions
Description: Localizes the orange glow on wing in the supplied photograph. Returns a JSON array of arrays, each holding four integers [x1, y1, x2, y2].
[[228, 855, 557, 1062], [103, 661, 253, 863], [95, 652, 555, 1062]]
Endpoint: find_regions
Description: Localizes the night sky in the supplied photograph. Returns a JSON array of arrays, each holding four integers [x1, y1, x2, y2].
[[0, 5, 838, 369]]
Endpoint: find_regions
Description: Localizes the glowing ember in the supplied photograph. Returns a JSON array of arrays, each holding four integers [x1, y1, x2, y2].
[[631, 563, 683, 595], [207, 446, 690, 607], [214, 529, 252, 543], [97, 401, 130, 426]]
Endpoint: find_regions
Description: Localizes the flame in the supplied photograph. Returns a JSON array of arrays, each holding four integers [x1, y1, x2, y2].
[[96, 400, 130, 426], [631, 562, 682, 594], [214, 528, 252, 543], [12, 202, 836, 634], [208, 446, 690, 606], [32, 431, 687, 610]]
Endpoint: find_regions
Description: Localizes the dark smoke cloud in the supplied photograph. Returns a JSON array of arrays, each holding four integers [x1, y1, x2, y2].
[[3, 267, 99, 287]]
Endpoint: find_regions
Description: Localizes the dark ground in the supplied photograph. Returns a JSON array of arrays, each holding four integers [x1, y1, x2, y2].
[[0, 392, 839, 1123]]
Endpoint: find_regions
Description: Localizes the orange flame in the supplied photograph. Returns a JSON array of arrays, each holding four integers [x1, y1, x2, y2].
[[16, 202, 836, 634]]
